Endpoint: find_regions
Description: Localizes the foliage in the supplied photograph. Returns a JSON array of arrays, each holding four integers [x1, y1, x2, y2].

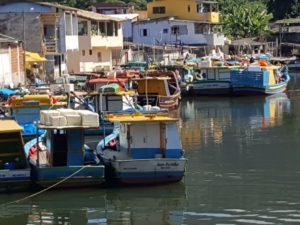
[[219, 0, 273, 39], [267, 0, 300, 20]]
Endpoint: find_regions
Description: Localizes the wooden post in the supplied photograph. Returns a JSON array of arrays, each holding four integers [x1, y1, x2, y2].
[[159, 122, 166, 157]]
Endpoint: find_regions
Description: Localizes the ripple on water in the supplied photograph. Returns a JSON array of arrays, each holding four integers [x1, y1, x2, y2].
[[234, 219, 274, 224]]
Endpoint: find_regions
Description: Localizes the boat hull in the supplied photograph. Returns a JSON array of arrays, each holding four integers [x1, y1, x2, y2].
[[190, 80, 232, 95], [30, 165, 105, 188], [103, 158, 186, 185], [232, 82, 288, 95], [0, 169, 31, 191]]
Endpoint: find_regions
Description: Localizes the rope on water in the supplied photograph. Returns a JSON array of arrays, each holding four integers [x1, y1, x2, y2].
[[1, 165, 89, 207]]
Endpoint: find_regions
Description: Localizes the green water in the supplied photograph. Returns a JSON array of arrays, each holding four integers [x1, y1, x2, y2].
[[1, 72, 300, 225]]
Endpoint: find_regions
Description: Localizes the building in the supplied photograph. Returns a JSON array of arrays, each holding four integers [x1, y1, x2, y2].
[[132, 0, 224, 49], [90, 2, 134, 15], [0, 33, 24, 87], [0, 2, 123, 81], [71, 10, 123, 72]]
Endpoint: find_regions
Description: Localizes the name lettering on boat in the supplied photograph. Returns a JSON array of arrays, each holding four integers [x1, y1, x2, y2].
[[157, 162, 179, 169]]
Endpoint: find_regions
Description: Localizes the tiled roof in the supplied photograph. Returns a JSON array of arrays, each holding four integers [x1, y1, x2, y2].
[[37, 2, 122, 22]]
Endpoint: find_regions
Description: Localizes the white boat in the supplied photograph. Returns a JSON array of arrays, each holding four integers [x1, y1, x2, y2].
[[97, 110, 186, 184]]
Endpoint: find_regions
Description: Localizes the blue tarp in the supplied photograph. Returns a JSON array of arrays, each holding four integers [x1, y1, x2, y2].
[[0, 88, 17, 97]]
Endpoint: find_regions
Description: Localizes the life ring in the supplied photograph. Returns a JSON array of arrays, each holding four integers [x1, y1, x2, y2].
[[195, 70, 203, 80], [108, 139, 117, 147], [28, 145, 37, 159]]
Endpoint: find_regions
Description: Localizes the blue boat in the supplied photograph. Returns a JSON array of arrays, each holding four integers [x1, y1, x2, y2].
[[97, 109, 187, 185], [25, 109, 105, 188], [231, 64, 290, 95], [0, 120, 31, 191], [3, 95, 66, 139]]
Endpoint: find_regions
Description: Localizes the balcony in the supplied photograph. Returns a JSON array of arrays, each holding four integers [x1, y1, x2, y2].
[[204, 33, 224, 46], [79, 35, 123, 49]]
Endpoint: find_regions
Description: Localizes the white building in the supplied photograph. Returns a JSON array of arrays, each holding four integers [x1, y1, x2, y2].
[[132, 17, 224, 47]]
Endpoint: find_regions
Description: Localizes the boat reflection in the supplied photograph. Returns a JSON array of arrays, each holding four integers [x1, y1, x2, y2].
[[0, 183, 187, 225], [180, 94, 291, 147]]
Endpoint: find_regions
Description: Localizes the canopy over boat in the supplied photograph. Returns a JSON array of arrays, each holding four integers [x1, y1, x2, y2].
[[105, 112, 178, 123], [0, 120, 23, 133]]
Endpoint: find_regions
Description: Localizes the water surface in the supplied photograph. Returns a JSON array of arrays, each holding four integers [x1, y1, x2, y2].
[[1, 72, 300, 225]]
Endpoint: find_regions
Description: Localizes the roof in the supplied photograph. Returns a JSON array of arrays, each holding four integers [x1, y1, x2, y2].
[[133, 16, 221, 25], [106, 112, 178, 123], [0, 33, 19, 43], [77, 10, 123, 22], [91, 2, 129, 8], [108, 13, 139, 20], [0, 120, 23, 133], [275, 18, 300, 25], [38, 2, 122, 22], [230, 38, 264, 46]]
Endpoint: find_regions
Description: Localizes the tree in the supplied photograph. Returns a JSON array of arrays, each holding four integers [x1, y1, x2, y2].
[[267, 0, 300, 20], [220, 0, 273, 39]]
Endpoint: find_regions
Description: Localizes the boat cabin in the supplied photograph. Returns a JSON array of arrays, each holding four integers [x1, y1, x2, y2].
[[27, 109, 104, 188], [0, 120, 30, 190], [106, 112, 183, 159]]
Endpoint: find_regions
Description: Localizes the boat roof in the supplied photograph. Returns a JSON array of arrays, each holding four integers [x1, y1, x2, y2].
[[106, 112, 178, 123], [0, 120, 22, 133], [132, 77, 170, 81], [88, 77, 128, 84]]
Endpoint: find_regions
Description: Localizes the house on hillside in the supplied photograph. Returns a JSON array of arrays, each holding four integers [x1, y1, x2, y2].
[[272, 18, 300, 57], [0, 2, 79, 81], [132, 0, 224, 50], [0, 34, 24, 87], [0, 2, 123, 80], [71, 10, 123, 72]]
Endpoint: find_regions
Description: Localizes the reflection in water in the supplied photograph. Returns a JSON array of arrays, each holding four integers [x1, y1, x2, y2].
[[180, 94, 291, 148], [2, 73, 300, 225], [0, 183, 187, 225]]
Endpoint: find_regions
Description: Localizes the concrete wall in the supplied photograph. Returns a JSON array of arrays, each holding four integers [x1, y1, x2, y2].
[[0, 42, 25, 87], [0, 12, 42, 53], [79, 47, 112, 72], [133, 19, 208, 46]]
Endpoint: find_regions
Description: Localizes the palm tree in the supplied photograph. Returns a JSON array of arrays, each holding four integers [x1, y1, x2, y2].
[[220, 0, 273, 39]]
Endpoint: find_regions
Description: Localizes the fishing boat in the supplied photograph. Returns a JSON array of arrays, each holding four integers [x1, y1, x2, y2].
[[97, 109, 186, 185], [231, 63, 290, 95], [0, 120, 31, 191], [24, 109, 105, 188], [2, 94, 67, 139], [182, 54, 243, 96], [132, 71, 181, 109]]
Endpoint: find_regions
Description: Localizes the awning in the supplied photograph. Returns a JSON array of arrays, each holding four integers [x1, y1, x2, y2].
[[25, 51, 47, 62]]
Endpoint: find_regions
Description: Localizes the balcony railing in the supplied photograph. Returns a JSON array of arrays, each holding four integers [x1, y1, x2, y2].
[[44, 40, 58, 54]]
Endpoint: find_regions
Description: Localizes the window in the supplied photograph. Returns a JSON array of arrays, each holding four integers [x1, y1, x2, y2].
[[114, 22, 118, 36], [194, 23, 204, 34], [99, 22, 106, 36], [97, 52, 102, 62], [107, 21, 114, 36], [78, 21, 88, 36], [140, 29, 148, 37], [82, 50, 85, 56], [197, 3, 209, 14], [89, 49, 92, 55], [153, 6, 165, 14], [188, 5, 190, 12], [163, 28, 168, 34], [171, 25, 188, 35], [91, 21, 98, 35]]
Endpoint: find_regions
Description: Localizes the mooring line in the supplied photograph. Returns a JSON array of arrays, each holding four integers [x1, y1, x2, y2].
[[1, 166, 89, 207]]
